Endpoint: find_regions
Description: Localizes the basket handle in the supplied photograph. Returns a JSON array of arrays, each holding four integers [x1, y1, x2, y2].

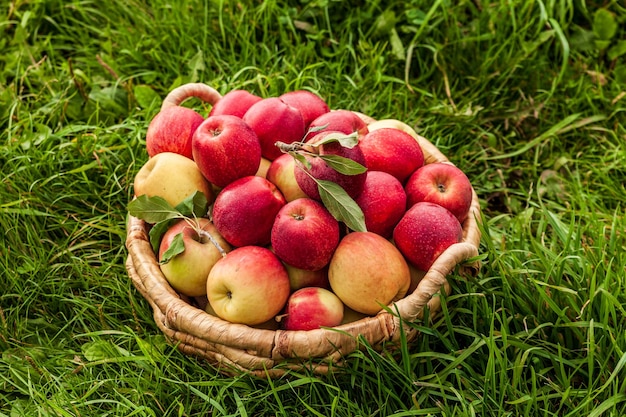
[[161, 83, 222, 111]]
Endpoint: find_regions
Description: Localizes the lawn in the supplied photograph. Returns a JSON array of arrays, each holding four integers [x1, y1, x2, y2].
[[1, 0, 625, 416]]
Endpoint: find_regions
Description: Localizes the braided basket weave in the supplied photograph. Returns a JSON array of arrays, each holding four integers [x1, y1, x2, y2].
[[125, 83, 482, 377]]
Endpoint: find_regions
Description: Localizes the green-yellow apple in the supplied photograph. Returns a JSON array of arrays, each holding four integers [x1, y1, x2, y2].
[[405, 162, 474, 223], [328, 231, 411, 315], [209, 89, 262, 118], [295, 131, 368, 201], [212, 176, 286, 247], [192, 115, 262, 188], [243, 97, 305, 161], [281, 287, 344, 331], [206, 245, 291, 325], [358, 127, 424, 184], [393, 201, 463, 272], [271, 198, 340, 271], [266, 153, 308, 202], [284, 263, 330, 291], [158, 218, 231, 297], [305, 110, 369, 141], [145, 106, 204, 159], [133, 152, 214, 208], [355, 170, 407, 238], [279, 90, 330, 128], [366, 118, 420, 140]]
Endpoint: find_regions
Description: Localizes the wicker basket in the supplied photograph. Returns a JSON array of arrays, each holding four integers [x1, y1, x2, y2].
[[125, 83, 482, 378]]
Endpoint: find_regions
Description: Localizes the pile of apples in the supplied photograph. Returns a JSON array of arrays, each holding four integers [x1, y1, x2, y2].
[[130, 87, 474, 331]]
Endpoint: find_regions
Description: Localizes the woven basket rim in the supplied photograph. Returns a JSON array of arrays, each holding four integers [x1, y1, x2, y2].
[[125, 83, 482, 377]]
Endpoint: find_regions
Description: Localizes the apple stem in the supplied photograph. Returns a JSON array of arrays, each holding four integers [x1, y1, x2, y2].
[[275, 141, 304, 153], [197, 228, 229, 258]]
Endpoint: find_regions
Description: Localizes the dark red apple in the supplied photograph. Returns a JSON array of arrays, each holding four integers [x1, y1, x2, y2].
[[243, 97, 306, 161], [146, 106, 204, 159], [279, 90, 330, 128], [358, 127, 424, 184], [208, 89, 262, 118], [393, 201, 463, 272], [192, 115, 262, 188], [355, 170, 407, 238], [271, 198, 340, 271], [212, 176, 286, 247], [405, 162, 474, 223], [294, 131, 368, 201]]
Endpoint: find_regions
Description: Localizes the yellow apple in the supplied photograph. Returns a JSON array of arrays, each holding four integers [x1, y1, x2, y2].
[[133, 152, 214, 208], [328, 232, 411, 315]]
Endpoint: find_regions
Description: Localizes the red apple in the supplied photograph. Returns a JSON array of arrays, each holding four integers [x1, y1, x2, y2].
[[358, 128, 424, 184], [192, 115, 262, 188], [206, 246, 290, 325], [146, 106, 204, 159], [294, 131, 368, 201], [355, 170, 407, 238], [266, 153, 308, 202], [405, 162, 474, 223], [328, 231, 411, 315], [243, 97, 306, 161], [279, 90, 330, 128], [393, 201, 463, 272], [284, 263, 330, 291], [271, 198, 340, 271], [281, 287, 344, 331], [305, 110, 369, 141], [208, 89, 262, 118], [212, 176, 286, 247], [158, 218, 231, 297]]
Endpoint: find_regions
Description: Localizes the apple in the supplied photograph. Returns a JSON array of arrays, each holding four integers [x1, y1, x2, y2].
[[281, 287, 344, 331], [158, 218, 231, 297], [271, 198, 340, 271], [328, 231, 411, 315], [284, 263, 330, 291], [355, 170, 407, 238], [266, 153, 308, 202], [243, 97, 306, 161], [405, 162, 474, 223], [366, 118, 420, 140], [305, 110, 369, 140], [208, 89, 262, 118], [191, 115, 262, 188], [145, 106, 205, 159], [256, 157, 272, 178], [393, 201, 463, 272], [294, 131, 368, 201], [133, 152, 214, 209], [212, 176, 286, 247], [279, 90, 330, 128], [341, 305, 368, 324], [206, 246, 291, 325], [358, 128, 424, 184]]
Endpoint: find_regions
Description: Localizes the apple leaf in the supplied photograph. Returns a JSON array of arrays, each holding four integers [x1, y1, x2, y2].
[[159, 232, 185, 264], [307, 131, 360, 149], [317, 179, 366, 232], [292, 152, 311, 170], [148, 218, 177, 253], [305, 123, 329, 135], [319, 154, 367, 176], [128, 195, 182, 224], [175, 191, 209, 218]]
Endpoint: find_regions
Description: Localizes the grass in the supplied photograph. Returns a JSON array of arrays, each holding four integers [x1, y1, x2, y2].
[[1, 0, 625, 415]]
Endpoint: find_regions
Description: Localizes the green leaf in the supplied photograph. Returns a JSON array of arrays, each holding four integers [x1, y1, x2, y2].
[[317, 179, 366, 232], [593, 9, 617, 41], [306, 123, 329, 135], [159, 232, 185, 264], [308, 131, 360, 148], [292, 152, 311, 170], [608, 40, 626, 60], [390, 28, 405, 60], [175, 191, 209, 218], [319, 154, 367, 175], [133, 84, 161, 109], [148, 219, 177, 253], [127, 194, 181, 224]]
